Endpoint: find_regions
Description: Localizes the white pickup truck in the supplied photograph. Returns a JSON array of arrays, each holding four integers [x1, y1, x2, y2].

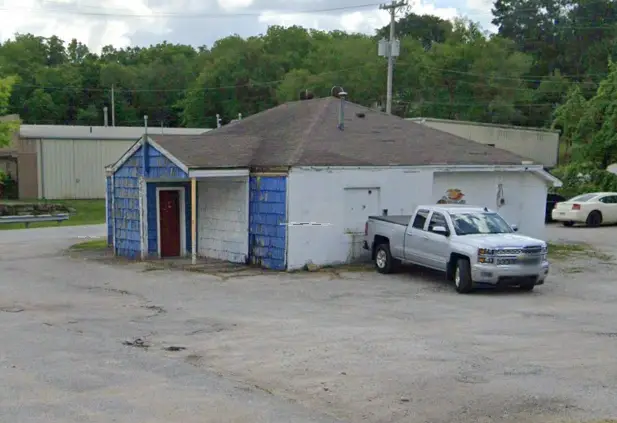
[[363, 205, 549, 293]]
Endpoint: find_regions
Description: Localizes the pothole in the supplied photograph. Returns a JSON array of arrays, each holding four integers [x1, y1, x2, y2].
[[0, 306, 24, 313]]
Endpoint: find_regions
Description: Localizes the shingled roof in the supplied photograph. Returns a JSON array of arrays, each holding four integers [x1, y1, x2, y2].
[[149, 97, 529, 168]]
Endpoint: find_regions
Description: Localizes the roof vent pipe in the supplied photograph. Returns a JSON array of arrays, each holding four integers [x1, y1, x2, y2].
[[337, 89, 347, 131]]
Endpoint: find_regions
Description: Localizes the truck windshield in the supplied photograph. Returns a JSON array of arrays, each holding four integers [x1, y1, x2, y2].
[[449, 212, 513, 236]]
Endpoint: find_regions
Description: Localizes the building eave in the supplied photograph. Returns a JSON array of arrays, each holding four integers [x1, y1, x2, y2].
[[109, 138, 143, 172], [188, 168, 249, 178]]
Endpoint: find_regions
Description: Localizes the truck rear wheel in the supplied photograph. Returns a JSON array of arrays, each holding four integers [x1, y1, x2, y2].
[[375, 244, 399, 274], [454, 258, 474, 294]]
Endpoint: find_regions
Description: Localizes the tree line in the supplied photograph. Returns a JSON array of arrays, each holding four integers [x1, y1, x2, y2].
[[2, 0, 617, 182]]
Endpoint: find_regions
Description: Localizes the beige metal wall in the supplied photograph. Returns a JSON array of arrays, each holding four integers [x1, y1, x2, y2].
[[39, 139, 135, 199], [17, 138, 38, 199], [410, 119, 560, 167]]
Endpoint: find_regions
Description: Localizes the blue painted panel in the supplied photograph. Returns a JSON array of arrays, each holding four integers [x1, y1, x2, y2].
[[106, 176, 112, 246], [146, 182, 193, 257], [112, 146, 142, 259], [248, 176, 287, 270], [147, 145, 188, 179], [111, 141, 190, 259]]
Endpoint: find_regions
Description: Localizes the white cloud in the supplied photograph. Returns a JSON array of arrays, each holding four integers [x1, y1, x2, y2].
[[0, 0, 497, 53], [217, 0, 254, 11], [259, 1, 462, 35], [0, 0, 168, 52]]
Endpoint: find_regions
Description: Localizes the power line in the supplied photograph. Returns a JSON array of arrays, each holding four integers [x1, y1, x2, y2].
[[0, 3, 383, 18], [8, 61, 606, 94], [3, 0, 616, 19], [9, 63, 378, 92], [3, 0, 617, 29]]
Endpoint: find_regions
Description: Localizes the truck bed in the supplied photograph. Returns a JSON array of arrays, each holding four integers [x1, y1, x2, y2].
[[368, 215, 411, 226]]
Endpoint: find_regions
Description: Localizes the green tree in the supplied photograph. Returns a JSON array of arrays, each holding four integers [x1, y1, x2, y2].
[[377, 12, 453, 49], [0, 76, 19, 147], [554, 60, 617, 168], [552, 84, 586, 160]]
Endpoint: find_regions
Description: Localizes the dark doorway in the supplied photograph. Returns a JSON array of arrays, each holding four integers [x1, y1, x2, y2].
[[159, 189, 181, 257]]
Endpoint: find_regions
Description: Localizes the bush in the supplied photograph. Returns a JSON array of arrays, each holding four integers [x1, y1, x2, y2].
[[550, 163, 617, 199]]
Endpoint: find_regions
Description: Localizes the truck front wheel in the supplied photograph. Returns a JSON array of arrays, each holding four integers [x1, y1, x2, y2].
[[454, 258, 474, 294], [375, 244, 399, 274]]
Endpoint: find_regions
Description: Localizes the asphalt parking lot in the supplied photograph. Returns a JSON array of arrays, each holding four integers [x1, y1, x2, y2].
[[1, 224, 617, 423]]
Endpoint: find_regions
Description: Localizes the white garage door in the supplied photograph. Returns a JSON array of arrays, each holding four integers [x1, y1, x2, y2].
[[197, 177, 249, 263]]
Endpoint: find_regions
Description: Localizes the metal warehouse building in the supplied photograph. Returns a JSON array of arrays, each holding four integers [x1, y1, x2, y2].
[[16, 125, 211, 200], [408, 118, 560, 168]]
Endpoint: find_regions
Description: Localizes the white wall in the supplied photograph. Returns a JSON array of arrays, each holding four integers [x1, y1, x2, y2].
[[197, 177, 249, 263], [432, 171, 547, 239], [287, 167, 549, 269], [286, 167, 434, 270]]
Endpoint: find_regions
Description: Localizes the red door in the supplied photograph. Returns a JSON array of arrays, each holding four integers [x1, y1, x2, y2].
[[159, 190, 181, 257]]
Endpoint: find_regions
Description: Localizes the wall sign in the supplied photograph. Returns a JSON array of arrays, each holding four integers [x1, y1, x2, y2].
[[437, 188, 466, 204]]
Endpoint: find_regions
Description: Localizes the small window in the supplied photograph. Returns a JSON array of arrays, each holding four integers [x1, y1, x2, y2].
[[428, 212, 447, 231], [412, 209, 429, 229]]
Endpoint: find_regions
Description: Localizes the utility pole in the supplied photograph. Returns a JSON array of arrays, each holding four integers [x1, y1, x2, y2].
[[378, 0, 406, 114], [111, 84, 116, 127]]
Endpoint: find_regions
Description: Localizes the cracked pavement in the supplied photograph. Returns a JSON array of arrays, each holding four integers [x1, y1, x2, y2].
[[1, 224, 616, 422]]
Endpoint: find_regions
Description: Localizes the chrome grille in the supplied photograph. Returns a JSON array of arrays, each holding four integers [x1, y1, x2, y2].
[[494, 245, 543, 265], [495, 246, 543, 255], [495, 248, 521, 255]]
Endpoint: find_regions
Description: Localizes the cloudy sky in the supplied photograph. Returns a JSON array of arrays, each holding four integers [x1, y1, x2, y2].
[[0, 0, 495, 52]]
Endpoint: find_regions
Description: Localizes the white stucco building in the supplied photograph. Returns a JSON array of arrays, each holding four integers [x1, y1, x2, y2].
[[106, 96, 561, 270]]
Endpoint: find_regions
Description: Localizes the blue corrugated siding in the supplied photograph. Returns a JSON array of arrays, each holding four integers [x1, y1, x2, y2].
[[113, 146, 142, 258], [146, 183, 192, 256], [106, 176, 112, 246], [249, 176, 287, 270]]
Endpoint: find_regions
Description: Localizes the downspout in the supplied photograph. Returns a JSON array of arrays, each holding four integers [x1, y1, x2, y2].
[[142, 115, 148, 177], [284, 172, 290, 270], [139, 177, 146, 260], [111, 173, 116, 256], [105, 173, 110, 246], [140, 115, 148, 260], [191, 177, 197, 264]]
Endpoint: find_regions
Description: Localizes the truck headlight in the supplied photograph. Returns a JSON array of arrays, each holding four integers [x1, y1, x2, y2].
[[542, 245, 548, 261], [478, 248, 495, 255], [477, 248, 495, 263]]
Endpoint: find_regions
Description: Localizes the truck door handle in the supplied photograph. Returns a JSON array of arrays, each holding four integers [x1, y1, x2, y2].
[[422, 235, 429, 239]]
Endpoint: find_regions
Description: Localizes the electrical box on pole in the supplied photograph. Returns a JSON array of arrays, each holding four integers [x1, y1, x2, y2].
[[378, 38, 388, 57], [377, 38, 400, 57], [391, 39, 400, 57]]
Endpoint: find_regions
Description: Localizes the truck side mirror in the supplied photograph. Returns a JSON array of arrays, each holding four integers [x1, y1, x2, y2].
[[511, 224, 518, 232], [432, 225, 449, 236]]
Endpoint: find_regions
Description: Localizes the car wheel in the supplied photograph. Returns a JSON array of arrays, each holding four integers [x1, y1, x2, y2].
[[454, 258, 474, 294], [586, 210, 602, 227], [519, 283, 535, 292], [374, 244, 399, 274], [563, 221, 574, 227]]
